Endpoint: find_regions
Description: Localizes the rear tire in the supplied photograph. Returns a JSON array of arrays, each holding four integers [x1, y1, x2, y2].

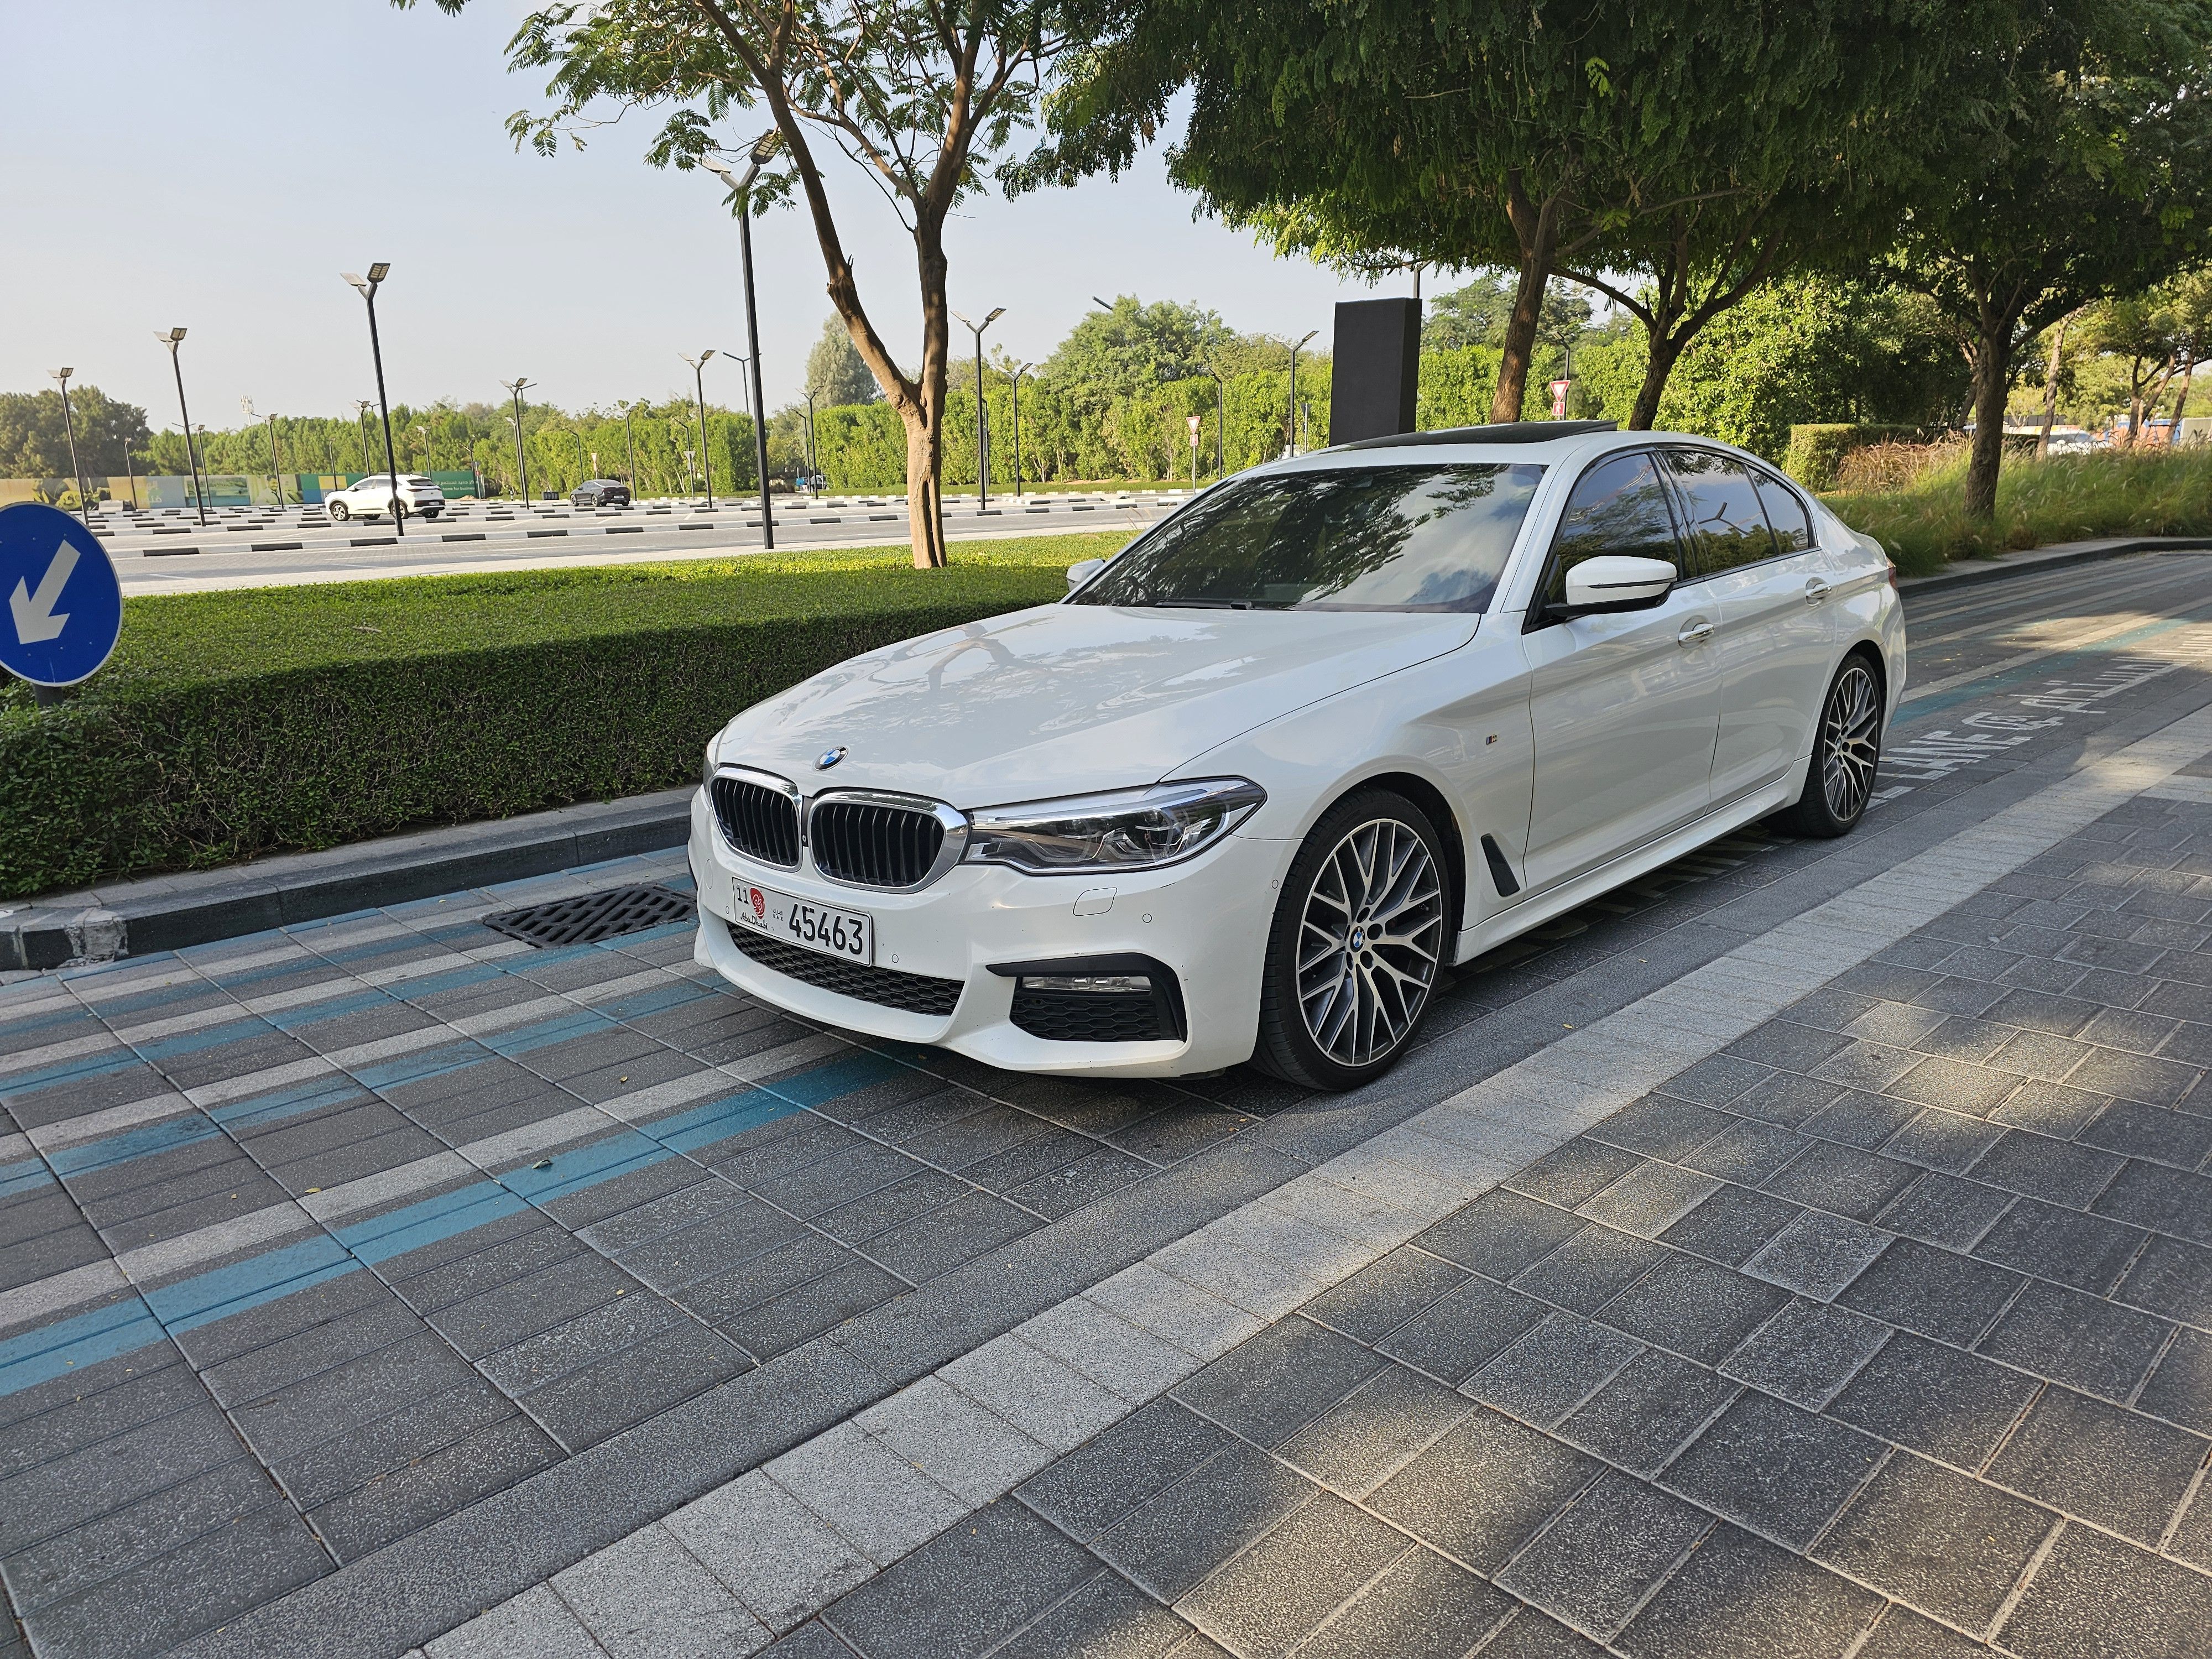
[[1779, 652, 1884, 838], [1252, 789, 1450, 1091]]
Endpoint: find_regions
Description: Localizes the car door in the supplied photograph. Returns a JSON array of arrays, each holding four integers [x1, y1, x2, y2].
[[1662, 449, 1835, 804], [1518, 450, 1723, 893]]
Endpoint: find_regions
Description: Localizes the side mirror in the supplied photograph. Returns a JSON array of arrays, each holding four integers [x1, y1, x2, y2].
[[1561, 555, 1677, 615], [1066, 558, 1105, 591]]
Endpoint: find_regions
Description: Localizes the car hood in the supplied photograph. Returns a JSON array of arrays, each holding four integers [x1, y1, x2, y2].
[[714, 602, 1479, 802]]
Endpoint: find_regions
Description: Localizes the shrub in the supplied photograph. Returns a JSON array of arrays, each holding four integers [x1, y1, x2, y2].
[[1784, 424, 1926, 490], [1826, 444, 2212, 573], [0, 537, 1117, 899]]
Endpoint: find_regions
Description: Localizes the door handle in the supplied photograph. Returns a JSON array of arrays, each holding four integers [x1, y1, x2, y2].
[[1804, 580, 1832, 605], [1676, 620, 1714, 648]]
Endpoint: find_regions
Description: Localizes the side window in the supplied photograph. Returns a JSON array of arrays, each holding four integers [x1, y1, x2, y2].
[[1664, 450, 1778, 574], [1750, 466, 1814, 552], [1538, 452, 1684, 612]]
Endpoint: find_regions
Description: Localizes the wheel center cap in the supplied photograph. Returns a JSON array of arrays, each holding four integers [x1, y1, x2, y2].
[[1349, 926, 1367, 952]]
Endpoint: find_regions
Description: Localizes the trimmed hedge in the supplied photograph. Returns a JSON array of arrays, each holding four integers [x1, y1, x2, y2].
[[1, 539, 1117, 899], [1783, 424, 1924, 491]]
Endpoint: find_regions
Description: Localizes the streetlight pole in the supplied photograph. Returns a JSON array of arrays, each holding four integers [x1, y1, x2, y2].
[[704, 138, 782, 547], [804, 392, 818, 493], [951, 307, 1005, 513], [155, 329, 207, 526], [354, 400, 374, 478], [622, 402, 638, 496], [341, 263, 406, 539], [48, 369, 88, 524], [1204, 367, 1227, 477], [1009, 363, 1029, 500], [680, 351, 717, 508], [500, 378, 533, 503], [1287, 330, 1317, 458]]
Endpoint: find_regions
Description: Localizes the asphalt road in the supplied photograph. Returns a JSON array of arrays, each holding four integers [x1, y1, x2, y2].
[[3, 550, 2211, 1659], [90, 493, 1187, 594]]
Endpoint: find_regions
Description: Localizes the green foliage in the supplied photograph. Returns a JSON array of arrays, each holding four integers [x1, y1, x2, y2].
[[806, 318, 882, 407], [1829, 446, 2212, 573], [1785, 425, 1923, 491], [0, 535, 1125, 899], [1571, 279, 1964, 461], [0, 385, 152, 479], [1422, 277, 1591, 356]]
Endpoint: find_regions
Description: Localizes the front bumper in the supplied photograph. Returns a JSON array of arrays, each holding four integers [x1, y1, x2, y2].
[[687, 788, 1282, 1076]]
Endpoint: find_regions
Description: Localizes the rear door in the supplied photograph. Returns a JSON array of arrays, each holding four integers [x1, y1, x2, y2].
[[1519, 451, 1724, 891], [1662, 449, 1834, 804]]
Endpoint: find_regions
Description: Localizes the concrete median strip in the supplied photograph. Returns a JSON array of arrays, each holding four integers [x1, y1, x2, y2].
[[400, 703, 2212, 1659]]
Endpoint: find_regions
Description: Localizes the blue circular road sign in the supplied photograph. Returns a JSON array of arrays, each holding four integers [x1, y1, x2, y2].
[[0, 503, 123, 688]]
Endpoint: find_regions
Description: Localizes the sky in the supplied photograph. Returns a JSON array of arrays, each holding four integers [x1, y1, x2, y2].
[[1, 1, 1397, 434]]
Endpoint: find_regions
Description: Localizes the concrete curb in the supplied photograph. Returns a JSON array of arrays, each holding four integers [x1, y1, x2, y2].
[[1895, 534, 2212, 594], [0, 790, 692, 971]]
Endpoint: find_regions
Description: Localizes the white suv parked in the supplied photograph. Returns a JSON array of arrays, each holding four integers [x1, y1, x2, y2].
[[324, 474, 444, 521]]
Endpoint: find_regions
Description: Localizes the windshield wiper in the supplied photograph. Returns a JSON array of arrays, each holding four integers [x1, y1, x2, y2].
[[1149, 598, 1254, 610]]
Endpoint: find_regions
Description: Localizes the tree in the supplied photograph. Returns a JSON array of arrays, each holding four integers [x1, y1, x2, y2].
[[1890, 2, 2212, 514], [1040, 296, 1235, 398], [404, 0, 1092, 568], [2077, 272, 2212, 440], [0, 386, 152, 479], [805, 316, 881, 406], [1029, 0, 1987, 428], [1422, 276, 1592, 358]]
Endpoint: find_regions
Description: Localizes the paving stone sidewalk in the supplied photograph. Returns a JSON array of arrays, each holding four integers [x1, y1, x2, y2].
[[1, 552, 2209, 1659], [752, 778, 2212, 1659]]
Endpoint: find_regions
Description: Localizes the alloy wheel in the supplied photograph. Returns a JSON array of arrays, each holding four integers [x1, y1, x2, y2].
[[1295, 817, 1445, 1068], [1821, 661, 1881, 820]]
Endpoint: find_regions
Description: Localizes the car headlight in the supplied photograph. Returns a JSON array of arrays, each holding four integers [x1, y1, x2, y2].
[[701, 743, 719, 789], [963, 779, 1266, 874]]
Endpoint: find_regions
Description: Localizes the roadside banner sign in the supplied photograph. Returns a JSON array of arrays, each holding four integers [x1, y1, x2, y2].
[[0, 502, 123, 687]]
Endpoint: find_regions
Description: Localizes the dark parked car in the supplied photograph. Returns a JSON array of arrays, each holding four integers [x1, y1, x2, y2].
[[572, 479, 632, 507]]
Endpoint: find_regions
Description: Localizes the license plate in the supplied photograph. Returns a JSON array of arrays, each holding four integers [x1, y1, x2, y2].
[[730, 881, 874, 964]]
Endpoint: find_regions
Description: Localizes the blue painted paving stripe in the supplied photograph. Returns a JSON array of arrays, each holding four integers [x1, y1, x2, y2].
[[1, 1157, 55, 1198], [351, 1042, 488, 1091], [0, 1297, 168, 1396], [0, 1048, 147, 1098], [213, 1076, 372, 1134], [49, 1115, 226, 1178], [1900, 613, 2201, 718], [0, 1041, 904, 1399], [133, 1017, 280, 1063]]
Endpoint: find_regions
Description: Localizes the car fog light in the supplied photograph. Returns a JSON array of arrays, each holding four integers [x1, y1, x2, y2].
[[1020, 974, 1151, 994]]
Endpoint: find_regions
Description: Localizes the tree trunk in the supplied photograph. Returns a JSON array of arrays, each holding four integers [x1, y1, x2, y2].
[[2170, 343, 2197, 441], [1965, 316, 2011, 520], [2036, 312, 2072, 461], [1493, 175, 1568, 423], [1629, 332, 1688, 431], [902, 409, 947, 568]]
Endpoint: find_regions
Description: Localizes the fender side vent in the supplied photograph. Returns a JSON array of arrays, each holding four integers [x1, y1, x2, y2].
[[1481, 834, 1522, 898]]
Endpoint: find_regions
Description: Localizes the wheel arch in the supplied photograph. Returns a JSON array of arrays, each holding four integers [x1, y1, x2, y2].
[[1321, 769, 1469, 944]]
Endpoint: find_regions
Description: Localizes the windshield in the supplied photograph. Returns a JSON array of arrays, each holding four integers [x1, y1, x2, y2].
[[1071, 462, 1545, 613]]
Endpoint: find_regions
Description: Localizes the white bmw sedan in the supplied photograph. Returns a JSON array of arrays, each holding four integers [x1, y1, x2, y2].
[[690, 423, 1903, 1090]]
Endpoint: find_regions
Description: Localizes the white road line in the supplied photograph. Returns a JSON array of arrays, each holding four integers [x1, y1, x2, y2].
[[432, 701, 2212, 1659]]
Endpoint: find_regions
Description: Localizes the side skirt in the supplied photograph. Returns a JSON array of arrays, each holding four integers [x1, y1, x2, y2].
[[1452, 777, 1795, 966]]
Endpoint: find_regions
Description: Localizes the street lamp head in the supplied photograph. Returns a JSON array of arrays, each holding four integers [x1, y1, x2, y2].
[[158, 328, 186, 348], [749, 131, 781, 166], [51, 368, 73, 382], [367, 262, 390, 283], [1092, 296, 1113, 310], [1295, 330, 1318, 349], [985, 307, 1006, 326]]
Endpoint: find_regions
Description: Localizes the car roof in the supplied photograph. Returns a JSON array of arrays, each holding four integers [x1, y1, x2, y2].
[[1269, 424, 1779, 479]]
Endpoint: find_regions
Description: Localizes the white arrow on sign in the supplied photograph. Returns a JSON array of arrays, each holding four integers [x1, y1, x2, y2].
[[9, 542, 77, 644]]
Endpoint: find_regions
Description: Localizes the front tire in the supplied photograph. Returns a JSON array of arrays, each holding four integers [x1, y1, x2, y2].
[[1253, 789, 1449, 1091], [1780, 653, 1884, 838], [327, 501, 350, 522]]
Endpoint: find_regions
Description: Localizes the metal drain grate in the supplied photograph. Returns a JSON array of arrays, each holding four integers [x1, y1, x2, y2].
[[484, 883, 695, 948]]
